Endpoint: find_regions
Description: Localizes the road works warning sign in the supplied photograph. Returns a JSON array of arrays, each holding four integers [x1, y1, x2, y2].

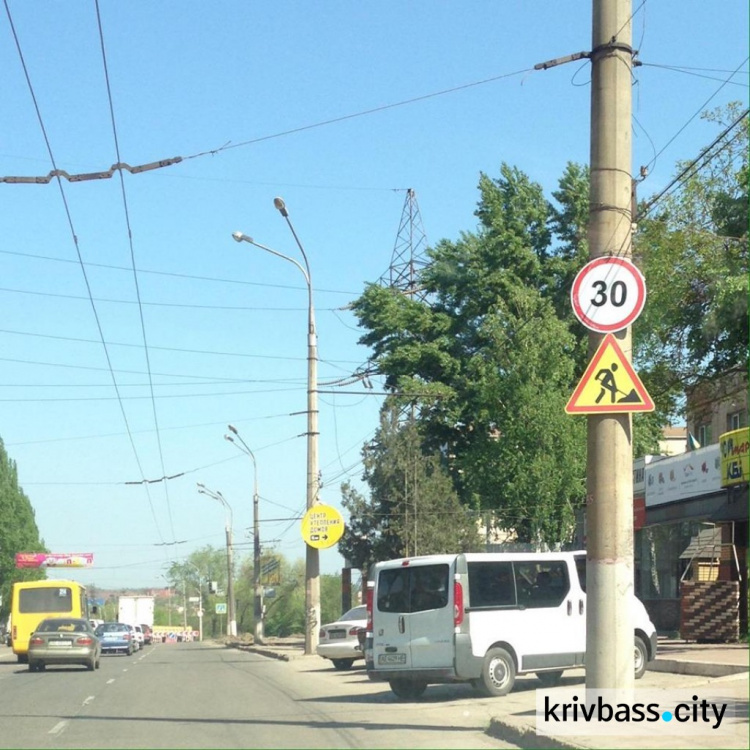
[[565, 334, 654, 415], [301, 503, 345, 549]]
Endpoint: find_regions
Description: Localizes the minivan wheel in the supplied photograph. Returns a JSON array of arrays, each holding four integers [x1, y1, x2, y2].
[[536, 670, 564, 687], [389, 679, 427, 700], [480, 647, 516, 697], [634, 635, 647, 679], [332, 658, 355, 671]]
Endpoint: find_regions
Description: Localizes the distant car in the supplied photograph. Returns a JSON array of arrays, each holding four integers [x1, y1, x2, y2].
[[317, 605, 368, 670], [95, 622, 134, 655], [132, 625, 145, 649], [140, 624, 153, 645], [27, 617, 101, 672]]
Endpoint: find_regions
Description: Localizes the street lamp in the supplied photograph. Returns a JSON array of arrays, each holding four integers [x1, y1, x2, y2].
[[232, 196, 320, 655], [197, 483, 237, 637], [225, 425, 263, 644]]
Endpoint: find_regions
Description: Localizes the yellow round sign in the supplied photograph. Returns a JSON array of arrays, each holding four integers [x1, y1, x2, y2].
[[301, 504, 345, 549]]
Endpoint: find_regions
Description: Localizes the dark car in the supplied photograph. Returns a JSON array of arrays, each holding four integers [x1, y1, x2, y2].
[[28, 617, 101, 672], [94, 622, 134, 655]]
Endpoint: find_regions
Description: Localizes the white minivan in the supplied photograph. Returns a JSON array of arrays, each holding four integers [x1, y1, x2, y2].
[[367, 551, 657, 699]]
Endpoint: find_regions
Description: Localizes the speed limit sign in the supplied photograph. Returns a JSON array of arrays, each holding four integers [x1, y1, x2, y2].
[[571, 256, 646, 333]]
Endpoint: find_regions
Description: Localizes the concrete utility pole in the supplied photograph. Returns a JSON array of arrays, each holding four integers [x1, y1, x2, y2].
[[232, 199, 320, 655], [586, 0, 635, 694]]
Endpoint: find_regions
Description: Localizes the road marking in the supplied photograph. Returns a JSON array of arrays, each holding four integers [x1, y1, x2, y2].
[[106, 678, 115, 684], [83, 695, 95, 706], [49, 720, 68, 735]]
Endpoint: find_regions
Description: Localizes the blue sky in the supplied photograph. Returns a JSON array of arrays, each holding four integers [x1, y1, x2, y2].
[[1, 2, 747, 590]]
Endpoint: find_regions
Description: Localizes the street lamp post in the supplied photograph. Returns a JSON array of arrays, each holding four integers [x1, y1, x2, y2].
[[225, 425, 264, 645], [197, 484, 237, 637], [232, 197, 320, 655]]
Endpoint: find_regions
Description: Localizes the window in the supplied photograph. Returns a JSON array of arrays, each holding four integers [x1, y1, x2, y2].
[[467, 561, 516, 608], [697, 423, 712, 447], [574, 555, 586, 592], [514, 561, 570, 609], [377, 568, 409, 613], [377, 564, 449, 613], [410, 564, 449, 612], [19, 587, 73, 614], [727, 411, 745, 431]]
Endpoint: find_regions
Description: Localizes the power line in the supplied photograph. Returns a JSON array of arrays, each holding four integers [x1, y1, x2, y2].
[[2, 0, 167, 545], [0, 66, 533, 184], [95, 0, 176, 541]]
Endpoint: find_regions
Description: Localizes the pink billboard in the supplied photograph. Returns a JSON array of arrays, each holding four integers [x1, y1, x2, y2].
[[15, 552, 94, 568]]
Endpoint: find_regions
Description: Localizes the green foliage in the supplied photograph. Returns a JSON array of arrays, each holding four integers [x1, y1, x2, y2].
[[635, 103, 749, 391], [338, 408, 482, 570], [0, 440, 47, 623], [351, 163, 589, 546]]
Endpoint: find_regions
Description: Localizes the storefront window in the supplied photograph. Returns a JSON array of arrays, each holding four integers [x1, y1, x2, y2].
[[636, 521, 705, 599]]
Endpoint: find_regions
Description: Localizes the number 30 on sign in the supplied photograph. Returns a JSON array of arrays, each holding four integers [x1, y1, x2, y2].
[[571, 257, 646, 333]]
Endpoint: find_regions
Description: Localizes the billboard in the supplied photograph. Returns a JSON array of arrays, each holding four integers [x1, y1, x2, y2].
[[645, 445, 721, 506], [720, 427, 750, 487], [15, 552, 94, 568]]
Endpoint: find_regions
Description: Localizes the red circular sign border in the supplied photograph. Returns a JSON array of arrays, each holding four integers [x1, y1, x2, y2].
[[571, 256, 646, 333]]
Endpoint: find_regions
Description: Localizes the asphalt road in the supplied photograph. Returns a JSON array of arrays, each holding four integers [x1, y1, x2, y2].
[[0, 643, 516, 749]]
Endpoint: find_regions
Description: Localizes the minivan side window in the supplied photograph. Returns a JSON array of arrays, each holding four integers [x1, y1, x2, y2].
[[467, 561, 516, 608], [377, 564, 449, 613], [514, 561, 570, 609]]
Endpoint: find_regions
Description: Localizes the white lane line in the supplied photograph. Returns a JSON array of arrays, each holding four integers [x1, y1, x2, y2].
[[82, 695, 95, 706], [49, 720, 68, 735], [106, 678, 115, 684]]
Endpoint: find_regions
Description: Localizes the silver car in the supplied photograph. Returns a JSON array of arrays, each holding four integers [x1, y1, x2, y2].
[[28, 617, 101, 672]]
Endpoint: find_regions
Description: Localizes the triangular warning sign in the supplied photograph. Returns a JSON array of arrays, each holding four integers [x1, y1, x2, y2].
[[565, 334, 654, 414]]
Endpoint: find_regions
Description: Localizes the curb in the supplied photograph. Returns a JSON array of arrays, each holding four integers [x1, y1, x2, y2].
[[487, 718, 587, 750], [648, 660, 749, 678], [228, 642, 305, 661]]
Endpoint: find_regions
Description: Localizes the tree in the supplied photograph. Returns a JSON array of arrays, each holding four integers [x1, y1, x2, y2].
[[351, 164, 590, 545], [0, 440, 47, 624], [635, 103, 748, 392], [339, 406, 481, 571]]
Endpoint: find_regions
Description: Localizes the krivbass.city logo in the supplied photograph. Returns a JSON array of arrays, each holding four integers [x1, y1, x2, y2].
[[535, 687, 743, 740]]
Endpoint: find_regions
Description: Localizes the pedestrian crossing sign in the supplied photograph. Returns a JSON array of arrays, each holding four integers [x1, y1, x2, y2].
[[565, 333, 654, 414]]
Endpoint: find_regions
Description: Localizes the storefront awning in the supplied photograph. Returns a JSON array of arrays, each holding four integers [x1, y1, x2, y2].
[[679, 527, 722, 559]]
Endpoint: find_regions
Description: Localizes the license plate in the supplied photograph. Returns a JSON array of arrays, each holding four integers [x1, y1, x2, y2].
[[328, 630, 346, 639], [378, 653, 406, 665], [49, 640, 72, 647]]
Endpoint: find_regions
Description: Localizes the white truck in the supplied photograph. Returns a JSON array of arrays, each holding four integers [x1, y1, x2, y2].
[[118, 595, 155, 630]]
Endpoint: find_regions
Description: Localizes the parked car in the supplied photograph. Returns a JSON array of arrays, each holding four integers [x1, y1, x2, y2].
[[368, 551, 657, 699], [317, 605, 368, 670], [27, 617, 101, 672], [132, 625, 145, 649], [140, 624, 153, 645], [94, 622, 134, 655]]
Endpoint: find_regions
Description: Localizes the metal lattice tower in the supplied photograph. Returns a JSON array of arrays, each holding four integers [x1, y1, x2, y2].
[[380, 188, 429, 301]]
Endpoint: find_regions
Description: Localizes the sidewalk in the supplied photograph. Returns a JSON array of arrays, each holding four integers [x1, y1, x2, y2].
[[233, 637, 749, 749]]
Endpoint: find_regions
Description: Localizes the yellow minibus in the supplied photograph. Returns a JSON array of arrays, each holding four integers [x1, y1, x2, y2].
[[10, 579, 92, 663]]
